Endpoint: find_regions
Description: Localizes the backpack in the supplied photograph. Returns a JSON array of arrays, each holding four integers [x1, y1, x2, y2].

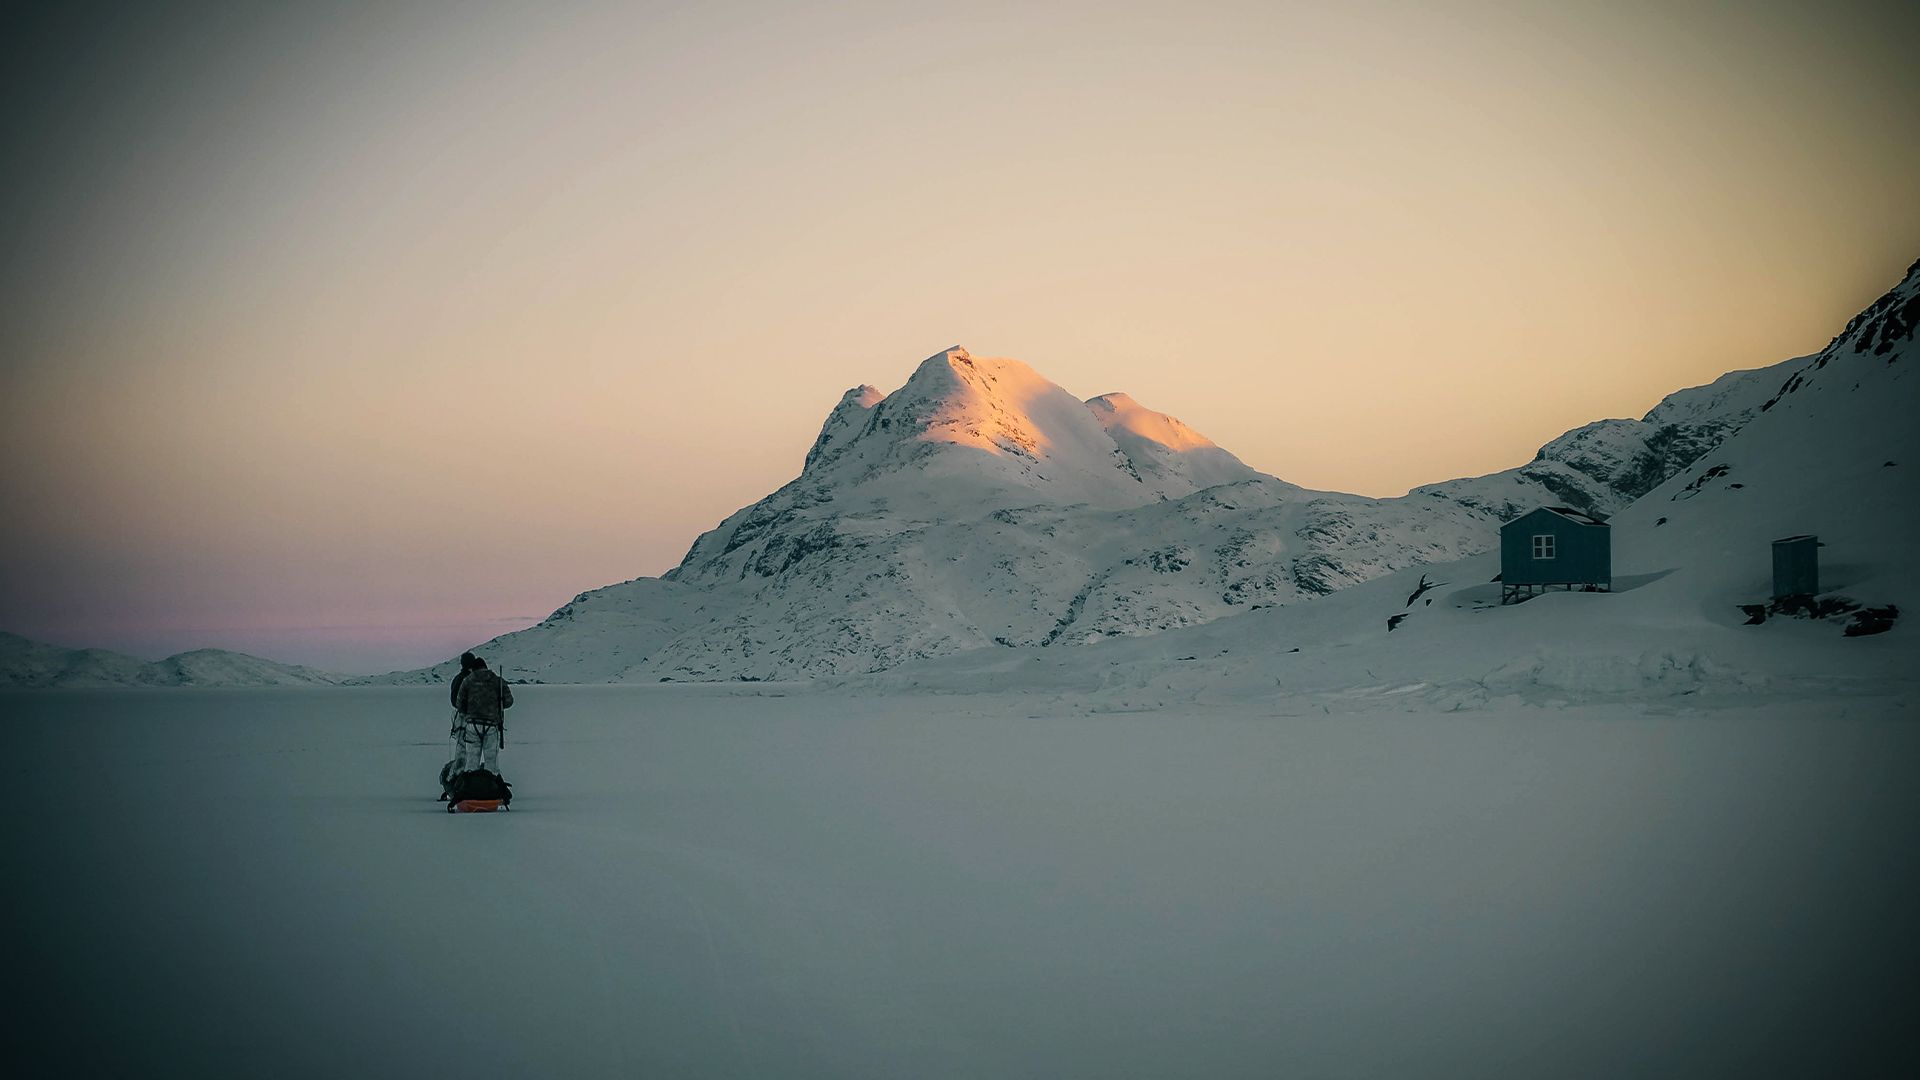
[[458, 668, 513, 725]]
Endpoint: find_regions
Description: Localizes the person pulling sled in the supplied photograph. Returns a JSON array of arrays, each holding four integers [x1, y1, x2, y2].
[[442, 654, 514, 813]]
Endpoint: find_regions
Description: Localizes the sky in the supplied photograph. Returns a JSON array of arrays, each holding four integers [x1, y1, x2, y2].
[[2, 0, 1916, 673]]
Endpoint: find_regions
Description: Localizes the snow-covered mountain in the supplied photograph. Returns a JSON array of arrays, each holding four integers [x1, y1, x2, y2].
[[402, 260, 1911, 686], [394, 349, 1457, 682], [856, 259, 1919, 708], [0, 632, 344, 689], [13, 262, 1909, 688]]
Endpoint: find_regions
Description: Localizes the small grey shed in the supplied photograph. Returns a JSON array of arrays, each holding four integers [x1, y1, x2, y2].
[[1772, 535, 1819, 599], [1499, 507, 1612, 605]]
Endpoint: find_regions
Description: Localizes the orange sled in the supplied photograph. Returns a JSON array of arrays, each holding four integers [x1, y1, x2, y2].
[[443, 768, 512, 813]]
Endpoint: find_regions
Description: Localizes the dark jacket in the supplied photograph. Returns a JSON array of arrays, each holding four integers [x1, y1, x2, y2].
[[449, 668, 470, 709], [456, 668, 514, 724]]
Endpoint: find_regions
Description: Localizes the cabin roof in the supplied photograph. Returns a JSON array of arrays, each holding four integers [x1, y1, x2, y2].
[[1504, 505, 1609, 529]]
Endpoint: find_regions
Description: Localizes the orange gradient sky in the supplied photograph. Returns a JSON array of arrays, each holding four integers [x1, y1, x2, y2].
[[2, 1, 1916, 671]]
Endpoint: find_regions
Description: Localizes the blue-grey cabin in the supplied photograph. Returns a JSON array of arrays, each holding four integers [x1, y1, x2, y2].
[[1499, 507, 1611, 604]]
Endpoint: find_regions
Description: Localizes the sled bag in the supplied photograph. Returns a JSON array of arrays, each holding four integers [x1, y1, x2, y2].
[[447, 768, 512, 809]]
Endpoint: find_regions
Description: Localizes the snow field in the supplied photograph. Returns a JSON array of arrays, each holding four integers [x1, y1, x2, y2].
[[11, 684, 1918, 1077]]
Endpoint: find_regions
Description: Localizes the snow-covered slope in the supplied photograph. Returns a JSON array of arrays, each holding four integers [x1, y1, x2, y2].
[[1412, 360, 1789, 519], [1606, 258, 1919, 615], [411, 272, 1903, 686], [0, 632, 344, 688], [1084, 391, 1263, 494]]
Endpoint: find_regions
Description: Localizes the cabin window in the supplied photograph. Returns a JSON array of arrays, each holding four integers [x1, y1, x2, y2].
[[1532, 534, 1555, 560]]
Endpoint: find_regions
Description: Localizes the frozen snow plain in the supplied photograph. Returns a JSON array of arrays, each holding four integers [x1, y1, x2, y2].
[[12, 683, 1918, 1077]]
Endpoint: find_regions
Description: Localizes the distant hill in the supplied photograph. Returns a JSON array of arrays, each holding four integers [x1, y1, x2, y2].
[[0, 632, 344, 689]]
